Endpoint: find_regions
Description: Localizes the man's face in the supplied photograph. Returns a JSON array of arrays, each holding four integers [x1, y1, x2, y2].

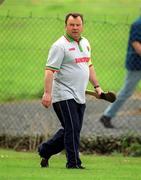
[[65, 16, 83, 41]]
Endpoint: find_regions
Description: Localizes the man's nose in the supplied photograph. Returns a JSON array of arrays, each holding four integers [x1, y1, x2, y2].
[[73, 25, 78, 29]]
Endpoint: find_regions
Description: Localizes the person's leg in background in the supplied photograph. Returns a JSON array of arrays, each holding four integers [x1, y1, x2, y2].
[[100, 70, 141, 128]]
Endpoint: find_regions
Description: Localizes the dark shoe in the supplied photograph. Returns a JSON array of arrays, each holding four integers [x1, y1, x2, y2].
[[40, 158, 49, 168], [100, 115, 114, 128], [66, 164, 85, 169], [38, 145, 50, 168]]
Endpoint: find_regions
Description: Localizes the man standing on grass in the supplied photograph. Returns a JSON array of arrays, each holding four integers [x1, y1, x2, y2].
[[38, 12, 103, 169], [99, 16, 141, 128]]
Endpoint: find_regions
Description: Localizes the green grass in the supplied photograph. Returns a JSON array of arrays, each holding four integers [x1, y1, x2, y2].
[[0, 0, 141, 102], [0, 149, 141, 180], [0, 0, 141, 18]]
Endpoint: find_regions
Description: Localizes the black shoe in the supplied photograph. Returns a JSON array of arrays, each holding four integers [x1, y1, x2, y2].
[[38, 145, 50, 168], [40, 158, 49, 168], [66, 165, 85, 169], [100, 115, 114, 128]]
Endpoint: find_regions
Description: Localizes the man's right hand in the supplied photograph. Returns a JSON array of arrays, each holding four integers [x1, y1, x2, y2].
[[41, 92, 52, 108]]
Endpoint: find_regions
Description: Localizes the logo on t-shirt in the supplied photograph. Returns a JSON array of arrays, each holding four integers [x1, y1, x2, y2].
[[75, 57, 90, 63]]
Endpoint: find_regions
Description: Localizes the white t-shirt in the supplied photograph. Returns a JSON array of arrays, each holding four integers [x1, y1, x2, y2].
[[46, 34, 92, 104]]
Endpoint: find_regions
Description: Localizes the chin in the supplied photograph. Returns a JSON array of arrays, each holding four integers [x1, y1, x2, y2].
[[73, 35, 79, 40]]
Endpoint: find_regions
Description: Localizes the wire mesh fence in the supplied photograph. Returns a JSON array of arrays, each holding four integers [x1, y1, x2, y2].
[[0, 15, 141, 143]]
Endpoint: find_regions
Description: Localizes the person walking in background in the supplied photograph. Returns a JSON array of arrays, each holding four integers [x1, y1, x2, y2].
[[38, 13, 103, 169], [99, 16, 141, 128]]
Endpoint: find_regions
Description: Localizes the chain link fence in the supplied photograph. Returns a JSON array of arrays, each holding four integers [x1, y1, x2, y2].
[[0, 15, 141, 144]]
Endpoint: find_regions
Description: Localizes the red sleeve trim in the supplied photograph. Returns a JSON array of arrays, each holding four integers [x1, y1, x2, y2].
[[45, 67, 60, 73]]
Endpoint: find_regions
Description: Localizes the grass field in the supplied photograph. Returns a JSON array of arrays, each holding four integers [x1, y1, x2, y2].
[[0, 0, 141, 102], [0, 149, 141, 180], [0, 0, 141, 17]]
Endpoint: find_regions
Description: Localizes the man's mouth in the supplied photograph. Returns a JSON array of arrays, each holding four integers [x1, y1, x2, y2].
[[72, 32, 78, 34]]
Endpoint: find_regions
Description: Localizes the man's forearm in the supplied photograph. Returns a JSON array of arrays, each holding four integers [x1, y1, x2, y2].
[[44, 69, 54, 94], [89, 65, 99, 87]]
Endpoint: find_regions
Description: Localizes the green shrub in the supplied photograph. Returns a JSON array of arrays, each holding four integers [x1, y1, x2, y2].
[[1, 134, 141, 156]]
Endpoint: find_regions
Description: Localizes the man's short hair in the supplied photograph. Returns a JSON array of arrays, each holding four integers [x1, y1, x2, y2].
[[65, 13, 83, 25]]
